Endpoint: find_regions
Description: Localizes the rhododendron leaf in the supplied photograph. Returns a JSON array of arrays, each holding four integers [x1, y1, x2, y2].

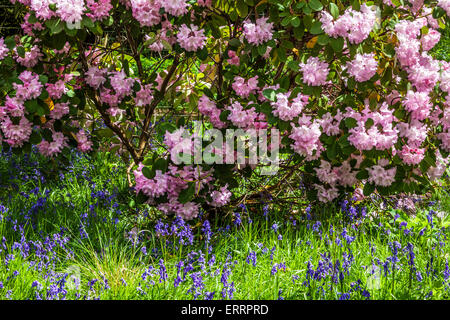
[[432, 7, 446, 19], [46, 19, 64, 35], [136, 191, 148, 204], [310, 21, 323, 34], [16, 46, 25, 58], [237, 2, 249, 17], [291, 17, 301, 28], [197, 47, 208, 60], [317, 34, 329, 45], [29, 131, 42, 145], [351, 0, 360, 11], [330, 37, 344, 52], [308, 0, 323, 12], [365, 118, 374, 129], [25, 100, 38, 113], [178, 182, 195, 204], [229, 38, 241, 49], [96, 128, 114, 138], [326, 142, 337, 160], [329, 3, 339, 19], [363, 183, 375, 196], [377, 186, 390, 196], [158, 122, 176, 136], [142, 166, 155, 180], [293, 25, 304, 39], [356, 170, 369, 180], [258, 44, 267, 56], [154, 158, 168, 173], [4, 37, 15, 50], [344, 117, 357, 129]]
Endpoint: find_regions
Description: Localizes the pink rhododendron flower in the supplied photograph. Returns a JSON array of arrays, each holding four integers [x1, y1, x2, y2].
[[227, 50, 240, 66], [315, 184, 339, 203], [421, 29, 441, 51], [210, 185, 232, 207], [198, 96, 226, 129], [30, 0, 56, 20], [177, 24, 206, 52], [300, 57, 329, 86], [109, 70, 134, 98], [346, 53, 378, 82], [46, 80, 67, 100], [320, 111, 343, 136], [289, 118, 322, 159], [134, 165, 169, 199], [320, 4, 376, 44], [402, 90, 431, 121], [85, 66, 106, 89], [396, 119, 428, 147], [86, 0, 113, 21], [271, 92, 309, 121], [438, 0, 450, 17], [55, 0, 85, 24], [50, 102, 70, 120], [243, 17, 274, 46], [38, 131, 68, 157], [13, 71, 43, 101], [161, 0, 189, 16], [399, 145, 425, 165], [227, 101, 259, 129], [14, 45, 43, 68], [135, 84, 153, 107], [1, 116, 32, 147], [367, 159, 396, 187], [2, 96, 24, 117], [232, 76, 259, 98], [0, 38, 8, 60], [76, 129, 93, 152], [130, 0, 162, 27]]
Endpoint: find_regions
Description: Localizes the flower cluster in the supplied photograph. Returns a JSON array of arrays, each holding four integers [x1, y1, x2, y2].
[[346, 53, 378, 82], [177, 24, 206, 52], [320, 4, 376, 44], [243, 17, 274, 46], [271, 92, 309, 121], [300, 57, 329, 86]]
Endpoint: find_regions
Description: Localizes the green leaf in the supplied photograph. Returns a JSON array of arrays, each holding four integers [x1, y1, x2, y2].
[[330, 37, 344, 52], [29, 131, 42, 145], [153, 158, 168, 173], [4, 37, 16, 50], [263, 88, 277, 102], [308, 0, 323, 11], [344, 117, 357, 129], [310, 21, 323, 35], [220, 110, 231, 122], [326, 142, 337, 160], [178, 182, 195, 204], [291, 17, 301, 28], [142, 166, 156, 179], [196, 47, 208, 60], [356, 169, 369, 180], [363, 183, 375, 196], [25, 100, 38, 113], [16, 46, 25, 58], [236, 1, 248, 18], [229, 38, 241, 48], [432, 7, 446, 19], [329, 3, 339, 19], [317, 34, 329, 45]]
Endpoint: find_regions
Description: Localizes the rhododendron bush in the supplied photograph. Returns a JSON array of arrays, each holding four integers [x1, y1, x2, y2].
[[0, 0, 450, 220]]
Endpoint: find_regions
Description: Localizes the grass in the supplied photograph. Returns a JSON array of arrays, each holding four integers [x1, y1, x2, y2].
[[0, 150, 450, 300]]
